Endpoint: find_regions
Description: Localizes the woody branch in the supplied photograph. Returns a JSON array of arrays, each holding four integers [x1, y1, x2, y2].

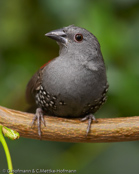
[[0, 105, 139, 143]]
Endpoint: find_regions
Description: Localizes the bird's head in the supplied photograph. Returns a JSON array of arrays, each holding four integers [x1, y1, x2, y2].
[[45, 25, 101, 57]]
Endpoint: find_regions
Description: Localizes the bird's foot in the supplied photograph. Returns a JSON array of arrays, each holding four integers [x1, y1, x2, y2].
[[81, 114, 98, 135], [31, 108, 46, 138]]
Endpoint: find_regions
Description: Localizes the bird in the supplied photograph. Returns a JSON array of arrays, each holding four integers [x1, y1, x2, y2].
[[26, 25, 109, 137]]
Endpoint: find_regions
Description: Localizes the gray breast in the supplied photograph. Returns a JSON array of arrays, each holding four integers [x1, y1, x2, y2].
[[36, 58, 108, 117]]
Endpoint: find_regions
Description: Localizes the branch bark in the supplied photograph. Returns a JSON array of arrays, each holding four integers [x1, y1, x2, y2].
[[0, 105, 139, 143]]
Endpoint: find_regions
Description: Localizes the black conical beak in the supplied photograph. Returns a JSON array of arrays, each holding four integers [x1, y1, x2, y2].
[[45, 28, 67, 44]]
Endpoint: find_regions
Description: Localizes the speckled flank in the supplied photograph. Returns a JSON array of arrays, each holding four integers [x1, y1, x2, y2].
[[36, 85, 58, 112], [36, 82, 109, 116], [81, 82, 109, 114]]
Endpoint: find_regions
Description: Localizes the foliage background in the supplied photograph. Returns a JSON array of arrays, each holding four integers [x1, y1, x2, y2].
[[0, 0, 139, 173]]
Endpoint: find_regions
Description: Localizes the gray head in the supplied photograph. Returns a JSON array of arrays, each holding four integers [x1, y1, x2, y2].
[[45, 25, 104, 66]]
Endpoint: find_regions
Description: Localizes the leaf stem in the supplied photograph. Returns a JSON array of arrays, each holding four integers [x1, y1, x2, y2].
[[0, 125, 13, 174]]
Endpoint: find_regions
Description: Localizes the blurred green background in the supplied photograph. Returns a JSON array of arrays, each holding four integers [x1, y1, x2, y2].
[[0, 0, 139, 173]]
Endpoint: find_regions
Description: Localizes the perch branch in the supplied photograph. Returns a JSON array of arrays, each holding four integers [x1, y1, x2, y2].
[[0, 105, 139, 143]]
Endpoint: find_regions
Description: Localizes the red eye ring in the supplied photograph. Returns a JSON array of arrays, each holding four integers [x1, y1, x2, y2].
[[74, 34, 83, 42]]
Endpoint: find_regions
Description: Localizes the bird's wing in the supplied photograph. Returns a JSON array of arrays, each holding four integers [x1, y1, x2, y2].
[[26, 58, 55, 104], [26, 67, 44, 104]]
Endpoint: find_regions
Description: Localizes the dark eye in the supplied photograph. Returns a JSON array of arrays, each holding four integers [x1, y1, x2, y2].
[[74, 34, 83, 42]]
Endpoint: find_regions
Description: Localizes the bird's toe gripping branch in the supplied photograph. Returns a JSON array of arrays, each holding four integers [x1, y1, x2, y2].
[[81, 114, 98, 135], [31, 108, 46, 138]]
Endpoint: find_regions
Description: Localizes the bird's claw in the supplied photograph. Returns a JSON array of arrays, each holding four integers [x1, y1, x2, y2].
[[81, 114, 98, 135], [31, 108, 46, 138]]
